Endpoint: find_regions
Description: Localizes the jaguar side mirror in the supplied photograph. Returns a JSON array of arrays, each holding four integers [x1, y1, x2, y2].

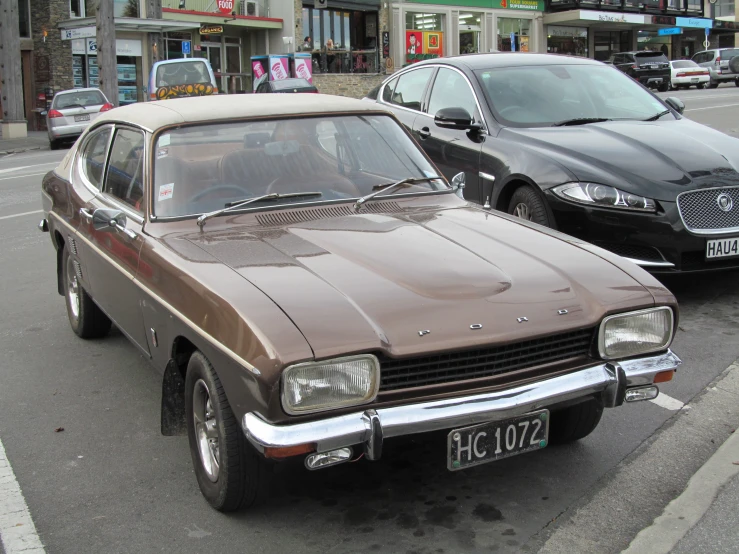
[[452, 172, 466, 199], [92, 208, 127, 232], [435, 107, 483, 131], [664, 97, 685, 115]]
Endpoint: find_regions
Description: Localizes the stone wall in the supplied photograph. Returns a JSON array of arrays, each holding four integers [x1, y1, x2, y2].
[[313, 73, 386, 98], [31, 0, 73, 98]]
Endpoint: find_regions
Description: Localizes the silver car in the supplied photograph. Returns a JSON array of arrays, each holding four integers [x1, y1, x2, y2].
[[690, 48, 739, 88], [46, 88, 112, 150]]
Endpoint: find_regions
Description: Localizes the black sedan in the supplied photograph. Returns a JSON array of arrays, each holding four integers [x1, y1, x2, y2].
[[364, 53, 739, 272]]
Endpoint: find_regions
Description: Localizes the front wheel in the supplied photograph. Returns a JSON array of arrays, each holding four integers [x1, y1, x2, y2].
[[185, 351, 271, 511], [507, 185, 551, 227], [708, 80, 719, 89], [62, 245, 111, 339], [549, 399, 604, 444], [658, 83, 669, 93]]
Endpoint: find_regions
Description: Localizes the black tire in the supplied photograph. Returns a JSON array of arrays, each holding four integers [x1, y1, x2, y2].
[[735, 79, 739, 88], [185, 351, 271, 512], [708, 81, 719, 89], [507, 185, 551, 227], [49, 139, 61, 151], [62, 245, 111, 339], [696, 83, 705, 89], [549, 399, 604, 444], [658, 83, 669, 93]]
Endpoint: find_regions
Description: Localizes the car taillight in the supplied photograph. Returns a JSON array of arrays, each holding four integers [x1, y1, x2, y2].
[[48, 109, 63, 118], [100, 102, 114, 112], [676, 72, 687, 78], [632, 64, 638, 69], [715, 57, 721, 65]]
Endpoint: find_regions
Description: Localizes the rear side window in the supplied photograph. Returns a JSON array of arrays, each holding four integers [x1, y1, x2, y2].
[[103, 129, 145, 212], [721, 49, 739, 59], [155, 61, 211, 87], [390, 68, 435, 111], [55, 90, 105, 109], [80, 127, 111, 190], [634, 53, 668, 65], [381, 77, 398, 103]]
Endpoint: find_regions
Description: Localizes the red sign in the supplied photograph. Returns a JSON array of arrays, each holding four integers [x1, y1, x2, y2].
[[217, 0, 234, 14]]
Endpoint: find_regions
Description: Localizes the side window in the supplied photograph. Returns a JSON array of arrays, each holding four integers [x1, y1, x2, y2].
[[81, 127, 111, 190], [103, 128, 145, 212], [381, 77, 398, 103], [612, 54, 623, 64], [389, 68, 434, 111], [427, 68, 478, 118]]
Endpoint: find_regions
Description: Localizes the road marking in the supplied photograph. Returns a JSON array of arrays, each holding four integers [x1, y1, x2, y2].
[[685, 103, 739, 112], [0, 210, 43, 221], [0, 163, 56, 174], [0, 172, 48, 182], [650, 393, 684, 411], [0, 437, 46, 553]]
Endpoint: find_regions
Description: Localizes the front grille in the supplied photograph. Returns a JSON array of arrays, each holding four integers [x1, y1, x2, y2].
[[378, 328, 595, 391], [680, 251, 739, 272], [677, 187, 739, 234], [594, 242, 665, 263]]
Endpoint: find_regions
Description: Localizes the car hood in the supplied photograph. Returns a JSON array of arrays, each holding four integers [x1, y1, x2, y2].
[[185, 204, 657, 360], [501, 119, 739, 200]]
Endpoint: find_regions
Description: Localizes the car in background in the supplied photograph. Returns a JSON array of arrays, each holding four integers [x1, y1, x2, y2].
[[669, 60, 709, 89], [364, 53, 739, 273], [609, 51, 671, 91], [148, 58, 218, 101], [691, 48, 739, 88], [255, 78, 318, 93], [46, 88, 113, 150], [40, 94, 681, 511]]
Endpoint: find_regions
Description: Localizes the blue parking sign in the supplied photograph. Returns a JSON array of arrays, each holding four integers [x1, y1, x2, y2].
[[182, 41, 191, 54]]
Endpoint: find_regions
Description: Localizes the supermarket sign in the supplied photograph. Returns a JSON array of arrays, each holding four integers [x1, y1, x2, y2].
[[406, 0, 544, 9]]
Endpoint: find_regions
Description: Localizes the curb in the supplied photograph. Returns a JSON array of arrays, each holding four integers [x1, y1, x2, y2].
[[622, 429, 739, 554]]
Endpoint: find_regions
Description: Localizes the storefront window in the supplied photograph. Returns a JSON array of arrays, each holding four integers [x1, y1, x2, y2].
[[404, 13, 444, 65], [715, 0, 734, 17], [70, 0, 99, 18], [19, 0, 30, 37], [405, 13, 443, 32], [498, 18, 531, 52], [164, 32, 192, 60], [637, 31, 671, 59], [459, 13, 482, 54], [116, 0, 139, 18], [593, 30, 631, 61], [547, 26, 588, 57]]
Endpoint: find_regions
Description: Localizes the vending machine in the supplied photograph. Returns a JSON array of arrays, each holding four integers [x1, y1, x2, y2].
[[292, 53, 313, 84], [251, 56, 269, 91]]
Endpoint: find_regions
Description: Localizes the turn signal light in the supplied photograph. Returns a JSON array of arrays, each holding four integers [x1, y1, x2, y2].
[[48, 109, 63, 118], [100, 102, 114, 112], [263, 443, 315, 459], [653, 370, 674, 384]]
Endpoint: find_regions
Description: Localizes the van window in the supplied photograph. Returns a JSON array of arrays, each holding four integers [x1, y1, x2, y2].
[[155, 61, 211, 87]]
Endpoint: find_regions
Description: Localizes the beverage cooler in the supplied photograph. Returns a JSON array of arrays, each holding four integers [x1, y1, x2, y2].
[[292, 53, 313, 84]]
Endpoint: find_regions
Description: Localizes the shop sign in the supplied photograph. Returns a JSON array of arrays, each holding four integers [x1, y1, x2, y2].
[[405, 30, 443, 65], [406, 0, 545, 11], [81, 39, 143, 57], [548, 26, 587, 38], [675, 17, 713, 29], [652, 16, 676, 26], [579, 11, 646, 24], [216, 0, 234, 14], [657, 27, 682, 36], [382, 31, 390, 59], [505, 0, 540, 10], [61, 26, 96, 41], [200, 25, 224, 34]]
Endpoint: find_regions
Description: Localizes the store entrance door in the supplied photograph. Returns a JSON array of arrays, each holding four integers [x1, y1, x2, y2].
[[201, 42, 223, 89], [460, 28, 481, 54]]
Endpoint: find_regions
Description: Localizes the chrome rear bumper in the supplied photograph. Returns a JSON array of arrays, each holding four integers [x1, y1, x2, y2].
[[242, 350, 681, 459]]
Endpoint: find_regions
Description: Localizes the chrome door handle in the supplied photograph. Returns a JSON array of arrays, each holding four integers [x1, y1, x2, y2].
[[79, 208, 94, 222], [114, 223, 137, 240], [418, 127, 431, 139]]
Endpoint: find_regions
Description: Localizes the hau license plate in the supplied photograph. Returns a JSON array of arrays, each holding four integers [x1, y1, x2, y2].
[[447, 410, 549, 471], [706, 237, 739, 259]]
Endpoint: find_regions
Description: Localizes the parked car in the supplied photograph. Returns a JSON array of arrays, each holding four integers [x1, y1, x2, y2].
[[609, 51, 671, 91], [255, 77, 318, 93], [40, 94, 680, 511], [148, 58, 218, 101], [46, 88, 113, 150], [669, 60, 709, 89], [691, 48, 739, 88], [364, 53, 739, 273]]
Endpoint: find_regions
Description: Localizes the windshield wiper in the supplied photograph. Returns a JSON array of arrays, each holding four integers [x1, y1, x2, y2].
[[552, 117, 611, 127], [643, 110, 671, 122], [354, 176, 443, 211], [196, 191, 322, 229]]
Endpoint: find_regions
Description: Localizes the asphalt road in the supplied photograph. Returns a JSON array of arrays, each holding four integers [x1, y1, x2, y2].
[[1, 87, 738, 554]]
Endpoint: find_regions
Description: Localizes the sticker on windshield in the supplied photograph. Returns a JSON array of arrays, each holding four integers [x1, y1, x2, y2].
[[157, 147, 169, 159], [158, 134, 171, 147], [159, 183, 174, 201]]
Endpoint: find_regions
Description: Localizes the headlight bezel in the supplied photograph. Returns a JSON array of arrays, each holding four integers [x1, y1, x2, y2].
[[281, 353, 381, 416], [598, 306, 674, 360], [552, 182, 657, 213]]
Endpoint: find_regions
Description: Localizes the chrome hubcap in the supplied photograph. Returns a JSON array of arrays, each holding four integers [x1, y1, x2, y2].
[[193, 379, 220, 482], [513, 202, 532, 220], [65, 255, 80, 320]]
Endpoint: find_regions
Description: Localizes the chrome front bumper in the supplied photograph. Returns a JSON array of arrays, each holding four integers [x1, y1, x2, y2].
[[242, 350, 681, 460]]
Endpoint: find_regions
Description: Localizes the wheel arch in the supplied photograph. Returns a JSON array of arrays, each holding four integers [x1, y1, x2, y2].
[[495, 176, 559, 230], [161, 335, 198, 436], [55, 230, 65, 296]]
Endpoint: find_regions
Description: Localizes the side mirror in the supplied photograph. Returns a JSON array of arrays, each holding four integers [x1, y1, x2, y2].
[[92, 208, 127, 233], [434, 107, 482, 131], [451, 172, 465, 199], [664, 97, 685, 115]]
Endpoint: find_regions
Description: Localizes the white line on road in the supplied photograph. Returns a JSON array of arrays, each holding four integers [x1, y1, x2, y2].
[[685, 103, 739, 112], [0, 210, 43, 221], [0, 172, 48, 182], [0, 163, 57, 174], [650, 393, 685, 411], [0, 437, 46, 554]]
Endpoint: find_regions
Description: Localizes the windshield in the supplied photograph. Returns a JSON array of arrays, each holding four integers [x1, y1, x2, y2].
[[54, 90, 105, 109], [671, 60, 697, 69], [153, 115, 447, 218], [475, 64, 671, 127], [155, 61, 211, 87]]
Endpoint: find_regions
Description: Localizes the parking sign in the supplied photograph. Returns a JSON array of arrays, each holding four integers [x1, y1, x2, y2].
[[182, 41, 191, 55]]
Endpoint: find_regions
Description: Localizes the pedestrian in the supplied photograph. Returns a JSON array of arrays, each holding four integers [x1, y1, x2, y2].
[[301, 36, 312, 51]]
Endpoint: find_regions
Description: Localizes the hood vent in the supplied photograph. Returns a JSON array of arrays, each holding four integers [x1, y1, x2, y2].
[[256, 202, 404, 227]]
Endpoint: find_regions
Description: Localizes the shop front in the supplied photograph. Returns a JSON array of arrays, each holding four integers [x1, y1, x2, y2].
[[547, 25, 588, 56]]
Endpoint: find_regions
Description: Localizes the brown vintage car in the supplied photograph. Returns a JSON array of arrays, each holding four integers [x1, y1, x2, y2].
[[40, 94, 681, 512]]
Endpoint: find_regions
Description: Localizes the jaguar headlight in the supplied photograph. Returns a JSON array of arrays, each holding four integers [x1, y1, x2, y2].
[[553, 183, 657, 212], [599, 307, 674, 360], [281, 354, 380, 415]]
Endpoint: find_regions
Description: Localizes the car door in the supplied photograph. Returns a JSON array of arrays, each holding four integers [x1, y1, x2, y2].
[[412, 67, 484, 204], [77, 125, 150, 354], [382, 67, 436, 135]]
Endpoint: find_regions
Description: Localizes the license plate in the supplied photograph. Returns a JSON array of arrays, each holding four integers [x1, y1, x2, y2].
[[74, 114, 90, 122], [691, 77, 699, 82], [447, 410, 549, 471], [706, 237, 739, 260]]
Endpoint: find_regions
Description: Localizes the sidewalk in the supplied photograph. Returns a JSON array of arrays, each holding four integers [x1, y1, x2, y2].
[[0, 130, 49, 155]]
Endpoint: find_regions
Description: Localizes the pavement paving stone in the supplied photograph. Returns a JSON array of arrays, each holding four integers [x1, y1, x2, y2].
[[0, 131, 49, 155]]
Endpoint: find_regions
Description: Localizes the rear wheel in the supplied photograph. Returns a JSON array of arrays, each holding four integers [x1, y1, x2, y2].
[[549, 399, 604, 444], [658, 82, 669, 93], [49, 139, 61, 150], [696, 83, 705, 89], [507, 185, 551, 227], [62, 245, 111, 339], [185, 351, 271, 511], [735, 79, 739, 87], [708, 80, 719, 89]]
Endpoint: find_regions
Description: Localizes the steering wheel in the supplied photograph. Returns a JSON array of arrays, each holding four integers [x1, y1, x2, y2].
[[189, 184, 252, 203]]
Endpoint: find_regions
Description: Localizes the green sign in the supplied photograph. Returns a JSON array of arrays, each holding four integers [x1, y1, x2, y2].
[[406, 0, 544, 10]]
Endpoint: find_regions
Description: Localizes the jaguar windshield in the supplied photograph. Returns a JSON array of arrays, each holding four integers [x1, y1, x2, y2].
[[153, 115, 448, 218], [475, 64, 674, 127]]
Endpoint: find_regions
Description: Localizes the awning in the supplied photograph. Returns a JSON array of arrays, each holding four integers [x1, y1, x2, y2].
[[544, 10, 648, 29], [162, 8, 283, 29], [58, 17, 201, 34]]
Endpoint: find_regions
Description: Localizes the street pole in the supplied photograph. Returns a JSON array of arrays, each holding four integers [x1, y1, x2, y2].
[[96, 0, 118, 106], [148, 0, 163, 64], [0, 0, 27, 138]]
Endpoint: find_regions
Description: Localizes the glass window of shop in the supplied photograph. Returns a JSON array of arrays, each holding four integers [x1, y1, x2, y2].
[[19, 0, 30, 37], [497, 18, 531, 52], [637, 31, 671, 59], [547, 26, 588, 57], [164, 32, 193, 60], [459, 13, 482, 54], [72, 39, 143, 105], [301, 6, 379, 74], [593, 30, 631, 62], [404, 13, 444, 65]]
